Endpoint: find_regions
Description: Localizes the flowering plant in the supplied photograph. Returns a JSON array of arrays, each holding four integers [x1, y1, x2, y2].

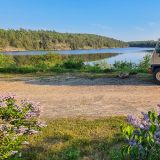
[[0, 94, 46, 159], [121, 104, 160, 160]]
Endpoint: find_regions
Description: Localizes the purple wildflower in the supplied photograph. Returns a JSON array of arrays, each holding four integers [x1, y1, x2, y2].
[[29, 129, 39, 134], [17, 125, 28, 134], [36, 121, 47, 128], [0, 93, 46, 159], [127, 115, 141, 128], [10, 151, 18, 156]]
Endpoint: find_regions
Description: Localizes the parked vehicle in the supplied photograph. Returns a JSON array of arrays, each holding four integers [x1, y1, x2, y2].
[[150, 40, 160, 84]]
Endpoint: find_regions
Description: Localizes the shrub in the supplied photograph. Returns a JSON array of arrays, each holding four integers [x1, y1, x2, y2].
[[50, 58, 85, 73], [137, 54, 151, 73], [14, 53, 62, 67], [0, 54, 16, 68], [112, 55, 151, 75], [0, 94, 46, 159], [50, 64, 66, 73], [29, 53, 62, 68], [121, 104, 160, 160], [0, 66, 37, 73], [113, 61, 137, 74], [62, 58, 85, 70], [85, 64, 102, 73]]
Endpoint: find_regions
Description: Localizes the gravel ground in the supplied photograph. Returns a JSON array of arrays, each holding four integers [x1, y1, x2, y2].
[[0, 74, 160, 119]]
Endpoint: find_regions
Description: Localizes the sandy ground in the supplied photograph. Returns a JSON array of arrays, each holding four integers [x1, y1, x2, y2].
[[0, 74, 160, 119]]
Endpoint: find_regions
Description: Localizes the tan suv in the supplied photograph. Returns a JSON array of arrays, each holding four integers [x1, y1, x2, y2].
[[151, 40, 160, 84]]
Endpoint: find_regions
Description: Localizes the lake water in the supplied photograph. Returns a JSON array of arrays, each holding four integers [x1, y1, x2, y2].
[[91, 47, 154, 65], [5, 47, 154, 65]]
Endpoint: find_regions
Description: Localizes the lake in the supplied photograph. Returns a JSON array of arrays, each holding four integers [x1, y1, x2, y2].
[[4, 47, 154, 65]]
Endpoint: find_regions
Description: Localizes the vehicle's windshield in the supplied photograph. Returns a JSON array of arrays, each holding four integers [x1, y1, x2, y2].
[[155, 39, 160, 53]]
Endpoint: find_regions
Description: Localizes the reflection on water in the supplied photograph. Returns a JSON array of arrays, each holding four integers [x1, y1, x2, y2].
[[4, 47, 154, 64], [100, 51, 151, 65], [84, 48, 154, 65]]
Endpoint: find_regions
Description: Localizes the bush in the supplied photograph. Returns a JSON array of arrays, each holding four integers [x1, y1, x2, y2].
[[113, 61, 134, 70], [121, 104, 160, 160], [0, 94, 46, 159], [113, 61, 137, 74], [0, 66, 37, 73], [62, 58, 85, 70], [0, 54, 16, 68], [112, 54, 151, 75], [137, 54, 151, 73], [85, 64, 102, 73], [14, 53, 62, 67], [50, 64, 66, 73], [29, 53, 62, 68]]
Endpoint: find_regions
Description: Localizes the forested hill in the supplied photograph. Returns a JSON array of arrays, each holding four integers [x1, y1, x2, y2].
[[128, 40, 157, 48], [0, 29, 127, 51]]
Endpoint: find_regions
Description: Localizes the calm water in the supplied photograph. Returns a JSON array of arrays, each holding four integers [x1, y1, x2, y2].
[[5, 47, 154, 64], [92, 47, 154, 65]]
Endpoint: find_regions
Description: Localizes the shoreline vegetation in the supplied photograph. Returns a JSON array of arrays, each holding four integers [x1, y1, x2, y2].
[[0, 45, 154, 53], [0, 46, 125, 52], [0, 52, 151, 74]]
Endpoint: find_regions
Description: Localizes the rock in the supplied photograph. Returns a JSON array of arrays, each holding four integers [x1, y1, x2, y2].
[[118, 73, 130, 79]]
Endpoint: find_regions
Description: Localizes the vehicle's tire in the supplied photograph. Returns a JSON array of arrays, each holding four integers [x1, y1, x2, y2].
[[153, 68, 160, 85]]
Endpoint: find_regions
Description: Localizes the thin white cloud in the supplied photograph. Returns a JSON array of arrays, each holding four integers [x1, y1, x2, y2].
[[92, 23, 112, 30]]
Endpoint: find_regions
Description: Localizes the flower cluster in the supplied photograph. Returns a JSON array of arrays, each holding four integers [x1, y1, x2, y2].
[[0, 94, 46, 159], [121, 104, 160, 159]]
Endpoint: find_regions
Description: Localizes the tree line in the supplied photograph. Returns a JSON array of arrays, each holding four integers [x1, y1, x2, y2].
[[0, 29, 128, 51], [128, 40, 157, 48]]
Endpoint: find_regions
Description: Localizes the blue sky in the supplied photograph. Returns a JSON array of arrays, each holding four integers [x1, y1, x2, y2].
[[0, 0, 160, 41]]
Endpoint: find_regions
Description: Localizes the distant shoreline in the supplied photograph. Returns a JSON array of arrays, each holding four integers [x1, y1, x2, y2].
[[0, 46, 154, 54]]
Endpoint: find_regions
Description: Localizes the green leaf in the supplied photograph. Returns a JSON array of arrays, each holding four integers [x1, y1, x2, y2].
[[149, 124, 157, 133]]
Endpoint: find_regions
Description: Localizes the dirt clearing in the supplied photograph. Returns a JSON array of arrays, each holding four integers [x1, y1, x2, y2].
[[0, 74, 160, 119]]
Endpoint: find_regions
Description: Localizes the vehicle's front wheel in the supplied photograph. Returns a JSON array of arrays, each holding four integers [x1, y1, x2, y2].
[[153, 68, 160, 85]]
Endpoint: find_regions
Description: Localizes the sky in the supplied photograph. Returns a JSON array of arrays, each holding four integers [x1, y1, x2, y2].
[[0, 0, 160, 41]]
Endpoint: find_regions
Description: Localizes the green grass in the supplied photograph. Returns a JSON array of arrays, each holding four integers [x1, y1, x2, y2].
[[135, 73, 153, 81], [0, 72, 118, 80], [19, 117, 127, 160]]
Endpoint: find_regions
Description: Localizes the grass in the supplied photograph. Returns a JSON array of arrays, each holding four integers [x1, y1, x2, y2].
[[135, 73, 153, 81], [0, 71, 118, 79], [18, 117, 127, 160]]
